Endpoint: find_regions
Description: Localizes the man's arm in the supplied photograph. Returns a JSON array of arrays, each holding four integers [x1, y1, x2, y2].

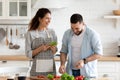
[[84, 53, 102, 64], [60, 53, 67, 66], [59, 53, 67, 74], [75, 53, 102, 69]]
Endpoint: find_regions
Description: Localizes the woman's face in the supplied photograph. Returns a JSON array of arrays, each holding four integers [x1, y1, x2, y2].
[[39, 13, 51, 27]]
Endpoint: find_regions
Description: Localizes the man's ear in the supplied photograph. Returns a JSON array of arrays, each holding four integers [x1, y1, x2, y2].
[[82, 22, 85, 25]]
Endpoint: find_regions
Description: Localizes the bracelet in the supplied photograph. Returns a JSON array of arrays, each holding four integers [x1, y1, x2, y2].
[[83, 58, 87, 64]]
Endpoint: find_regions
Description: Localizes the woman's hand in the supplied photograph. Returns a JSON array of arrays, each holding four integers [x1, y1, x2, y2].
[[49, 46, 57, 54], [42, 44, 50, 51]]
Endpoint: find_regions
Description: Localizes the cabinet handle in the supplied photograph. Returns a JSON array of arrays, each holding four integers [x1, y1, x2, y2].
[[103, 74, 109, 77], [2, 61, 7, 63]]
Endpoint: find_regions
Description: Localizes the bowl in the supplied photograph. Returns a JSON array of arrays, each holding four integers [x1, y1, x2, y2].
[[113, 10, 120, 15], [117, 54, 120, 57], [17, 76, 26, 80]]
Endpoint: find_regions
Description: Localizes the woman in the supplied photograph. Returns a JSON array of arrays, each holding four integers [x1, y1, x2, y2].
[[25, 8, 57, 76]]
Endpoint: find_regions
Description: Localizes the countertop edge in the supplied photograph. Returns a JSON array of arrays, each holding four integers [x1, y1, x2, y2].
[[0, 55, 31, 61], [0, 55, 120, 61], [54, 56, 120, 61]]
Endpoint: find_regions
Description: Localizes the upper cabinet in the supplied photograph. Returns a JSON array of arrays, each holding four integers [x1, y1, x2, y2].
[[0, 0, 31, 20], [0, 0, 3, 17]]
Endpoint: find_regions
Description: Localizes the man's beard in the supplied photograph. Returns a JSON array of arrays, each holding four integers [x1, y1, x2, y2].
[[75, 30, 83, 35]]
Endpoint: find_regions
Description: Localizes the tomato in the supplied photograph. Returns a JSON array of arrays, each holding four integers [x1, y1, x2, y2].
[[75, 77, 79, 80], [54, 75, 61, 78], [75, 75, 84, 80]]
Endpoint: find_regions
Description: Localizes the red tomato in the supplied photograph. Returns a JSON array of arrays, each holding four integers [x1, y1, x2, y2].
[[75, 75, 84, 80], [54, 75, 61, 78], [75, 77, 79, 80]]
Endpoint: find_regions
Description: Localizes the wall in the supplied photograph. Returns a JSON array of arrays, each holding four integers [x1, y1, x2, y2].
[[0, 24, 27, 55], [0, 0, 120, 56], [32, 0, 120, 56]]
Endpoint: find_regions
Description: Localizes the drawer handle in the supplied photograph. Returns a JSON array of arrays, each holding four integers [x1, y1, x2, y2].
[[2, 61, 7, 63], [103, 74, 109, 77]]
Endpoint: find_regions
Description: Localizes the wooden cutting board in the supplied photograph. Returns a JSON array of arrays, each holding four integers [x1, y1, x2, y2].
[[29, 76, 49, 80], [0, 76, 109, 80]]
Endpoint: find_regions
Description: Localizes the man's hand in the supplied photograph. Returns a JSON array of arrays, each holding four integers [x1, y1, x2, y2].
[[59, 65, 66, 74], [75, 60, 84, 69]]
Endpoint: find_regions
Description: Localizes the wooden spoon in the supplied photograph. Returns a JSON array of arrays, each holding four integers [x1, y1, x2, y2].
[[5, 28, 9, 46]]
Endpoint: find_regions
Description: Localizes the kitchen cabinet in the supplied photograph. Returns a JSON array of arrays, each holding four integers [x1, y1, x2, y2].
[[98, 61, 120, 80], [0, 0, 3, 17], [0, 55, 31, 76], [0, 61, 30, 76], [0, 0, 31, 19]]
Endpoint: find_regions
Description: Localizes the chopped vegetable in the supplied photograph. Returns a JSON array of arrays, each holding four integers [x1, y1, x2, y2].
[[49, 41, 57, 46], [47, 74, 54, 80], [61, 73, 74, 80]]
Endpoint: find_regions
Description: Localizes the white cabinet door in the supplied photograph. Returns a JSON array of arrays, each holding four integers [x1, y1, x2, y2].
[[98, 61, 120, 80], [0, 0, 31, 19], [0, 61, 30, 67], [0, 0, 2, 16], [8, 0, 31, 19], [0, 61, 30, 76]]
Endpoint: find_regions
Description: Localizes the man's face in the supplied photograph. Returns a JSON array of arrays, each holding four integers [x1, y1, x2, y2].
[[71, 22, 84, 35]]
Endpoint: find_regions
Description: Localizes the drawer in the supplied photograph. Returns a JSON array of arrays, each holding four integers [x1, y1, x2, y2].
[[98, 73, 119, 80], [0, 61, 30, 67], [97, 62, 117, 73]]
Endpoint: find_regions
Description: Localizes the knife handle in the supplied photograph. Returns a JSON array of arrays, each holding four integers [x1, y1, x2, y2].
[[10, 28, 12, 36]]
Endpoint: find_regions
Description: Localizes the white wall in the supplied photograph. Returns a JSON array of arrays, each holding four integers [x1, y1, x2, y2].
[[32, 0, 120, 56], [0, 0, 120, 56]]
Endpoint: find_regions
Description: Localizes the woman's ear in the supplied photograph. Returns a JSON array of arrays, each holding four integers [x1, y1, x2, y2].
[[38, 17, 42, 22]]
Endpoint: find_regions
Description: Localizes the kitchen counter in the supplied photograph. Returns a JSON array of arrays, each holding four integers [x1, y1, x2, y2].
[[54, 56, 120, 61], [0, 55, 120, 61], [0, 55, 31, 61], [98, 56, 120, 61]]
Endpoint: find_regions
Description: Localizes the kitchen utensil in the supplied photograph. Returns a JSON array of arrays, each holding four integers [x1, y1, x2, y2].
[[14, 28, 20, 49], [117, 54, 120, 57], [9, 28, 14, 49], [6, 27, 9, 46], [14, 44, 20, 49], [113, 10, 120, 15], [0, 28, 6, 41], [10, 28, 12, 44]]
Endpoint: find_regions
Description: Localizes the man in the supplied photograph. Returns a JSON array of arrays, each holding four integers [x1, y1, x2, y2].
[[59, 13, 103, 78]]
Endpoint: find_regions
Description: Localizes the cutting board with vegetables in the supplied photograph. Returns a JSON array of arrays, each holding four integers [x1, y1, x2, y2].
[[28, 73, 109, 80]]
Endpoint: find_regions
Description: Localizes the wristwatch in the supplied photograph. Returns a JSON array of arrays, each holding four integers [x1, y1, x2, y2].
[[83, 58, 87, 64]]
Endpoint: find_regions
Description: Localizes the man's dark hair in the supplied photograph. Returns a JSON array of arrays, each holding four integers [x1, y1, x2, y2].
[[70, 13, 83, 23]]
